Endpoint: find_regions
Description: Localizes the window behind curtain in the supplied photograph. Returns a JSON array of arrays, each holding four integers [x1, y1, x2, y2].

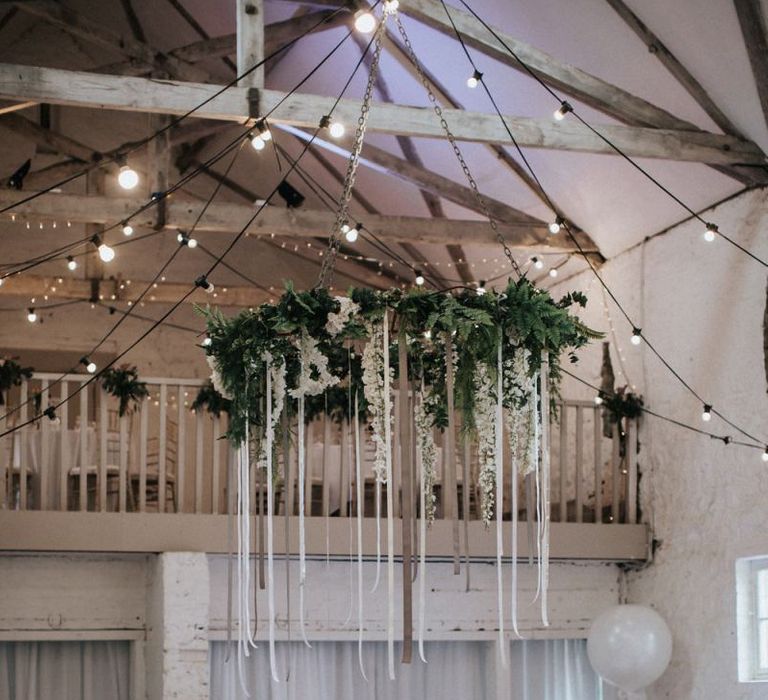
[[0, 640, 132, 700]]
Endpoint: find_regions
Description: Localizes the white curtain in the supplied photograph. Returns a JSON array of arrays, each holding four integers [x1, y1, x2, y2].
[[211, 639, 611, 700], [0, 641, 131, 700]]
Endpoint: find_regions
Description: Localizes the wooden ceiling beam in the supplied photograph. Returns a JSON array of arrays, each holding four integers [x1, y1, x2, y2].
[[0, 64, 760, 166], [0, 190, 592, 251], [734, 0, 768, 132]]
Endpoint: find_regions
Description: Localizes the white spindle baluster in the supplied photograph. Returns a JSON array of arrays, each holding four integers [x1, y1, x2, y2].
[[195, 410, 203, 513], [158, 384, 167, 513], [18, 380, 28, 510], [139, 397, 148, 513], [99, 387, 108, 512], [39, 378, 50, 510], [593, 407, 602, 524], [59, 382, 68, 510], [559, 403, 567, 523], [119, 413, 128, 512], [627, 419, 637, 524], [79, 383, 88, 512], [177, 385, 186, 514], [575, 406, 584, 524], [212, 414, 220, 515]]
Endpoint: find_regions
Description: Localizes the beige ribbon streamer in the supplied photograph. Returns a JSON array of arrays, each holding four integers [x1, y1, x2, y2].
[[398, 331, 414, 664]]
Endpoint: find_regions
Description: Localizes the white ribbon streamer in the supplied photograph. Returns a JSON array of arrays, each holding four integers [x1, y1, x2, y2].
[[297, 383, 311, 647], [540, 358, 551, 627], [495, 340, 507, 666], [265, 355, 279, 682], [371, 480, 382, 592], [510, 407, 521, 638], [354, 391, 368, 681], [417, 388, 428, 664], [383, 308, 395, 680]]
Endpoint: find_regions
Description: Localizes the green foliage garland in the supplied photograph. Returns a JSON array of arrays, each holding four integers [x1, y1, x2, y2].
[[100, 364, 149, 417], [0, 357, 33, 406], [198, 278, 602, 443]]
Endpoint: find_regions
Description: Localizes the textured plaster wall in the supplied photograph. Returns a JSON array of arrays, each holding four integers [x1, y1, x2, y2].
[[553, 188, 768, 699]]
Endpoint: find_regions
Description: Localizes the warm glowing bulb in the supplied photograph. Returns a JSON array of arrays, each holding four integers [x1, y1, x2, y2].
[[549, 268, 558, 278], [467, 75, 478, 88], [476, 281, 487, 295], [122, 224, 133, 236], [630, 331, 642, 346], [187, 237, 198, 248], [548, 219, 561, 235], [118, 165, 139, 190], [98, 243, 115, 262], [354, 10, 376, 33], [553, 102, 572, 121], [67, 256, 77, 271], [329, 121, 345, 139], [762, 449, 768, 463], [594, 395, 603, 406], [204, 281, 215, 294], [532, 257, 544, 270], [259, 127, 272, 142], [701, 405, 712, 422], [251, 135, 265, 151], [27, 308, 37, 323], [415, 272, 425, 286], [202, 337, 212, 347], [86, 361, 97, 374], [345, 225, 359, 243], [704, 223, 718, 242]]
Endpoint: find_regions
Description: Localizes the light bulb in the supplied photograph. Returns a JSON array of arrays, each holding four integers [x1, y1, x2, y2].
[[762, 448, 768, 463], [466, 69, 482, 89], [66, 256, 77, 271], [701, 404, 712, 422], [98, 243, 115, 262], [549, 268, 558, 278], [187, 237, 198, 248], [548, 217, 562, 235], [117, 165, 139, 190], [383, 0, 399, 13], [594, 395, 603, 406], [476, 281, 487, 295], [415, 271, 425, 286], [87, 361, 97, 374], [553, 101, 572, 121], [532, 256, 544, 270], [630, 328, 642, 345], [424, 330, 432, 340], [202, 337, 212, 347], [251, 135, 265, 151], [345, 223, 360, 243], [122, 223, 133, 236], [329, 121, 345, 139], [704, 223, 718, 242], [27, 308, 37, 323], [256, 120, 272, 141], [354, 10, 376, 33]]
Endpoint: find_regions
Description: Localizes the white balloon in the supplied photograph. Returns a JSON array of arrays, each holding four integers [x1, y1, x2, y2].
[[587, 605, 672, 693]]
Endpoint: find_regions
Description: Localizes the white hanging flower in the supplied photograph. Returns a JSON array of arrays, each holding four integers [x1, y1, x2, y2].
[[415, 387, 438, 524], [289, 332, 340, 399], [207, 355, 233, 400], [503, 346, 537, 477], [257, 352, 286, 475], [325, 296, 360, 337], [362, 318, 389, 483], [474, 361, 497, 526]]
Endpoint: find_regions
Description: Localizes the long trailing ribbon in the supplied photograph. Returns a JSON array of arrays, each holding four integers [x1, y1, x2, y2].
[[383, 308, 395, 680], [372, 480, 382, 592], [398, 331, 414, 664], [265, 353, 279, 682], [354, 390, 368, 680], [540, 355, 551, 627], [510, 407, 521, 638], [281, 407, 292, 681], [495, 338, 507, 666], [297, 372, 311, 648], [445, 340, 460, 575], [417, 383, 428, 664]]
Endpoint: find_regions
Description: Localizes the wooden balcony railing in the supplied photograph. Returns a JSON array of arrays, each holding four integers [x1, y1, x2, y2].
[[0, 373, 640, 528]]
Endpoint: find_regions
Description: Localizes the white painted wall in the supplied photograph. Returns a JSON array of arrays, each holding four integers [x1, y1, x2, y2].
[[553, 187, 768, 699]]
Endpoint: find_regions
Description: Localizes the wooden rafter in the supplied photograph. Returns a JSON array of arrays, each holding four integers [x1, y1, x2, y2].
[[0, 64, 759, 166], [734, 0, 768, 131], [0, 190, 591, 251], [164, 0, 237, 73], [605, 0, 744, 139]]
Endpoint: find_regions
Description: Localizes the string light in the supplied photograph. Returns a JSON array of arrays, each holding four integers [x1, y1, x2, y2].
[[548, 216, 564, 235], [250, 134, 266, 151], [553, 100, 573, 121], [703, 222, 718, 242], [117, 164, 139, 190], [354, 9, 376, 33], [467, 69, 483, 88], [177, 231, 198, 248], [255, 119, 271, 142], [26, 307, 37, 323], [329, 121, 345, 139], [202, 337, 212, 347], [122, 223, 134, 236], [476, 280, 487, 295], [414, 270, 425, 286], [345, 222, 362, 243], [66, 256, 77, 271], [91, 235, 115, 262], [195, 275, 215, 294], [762, 447, 768, 463], [531, 256, 544, 270], [630, 328, 642, 346], [80, 356, 97, 374], [549, 267, 558, 278], [701, 404, 712, 422], [594, 394, 604, 406]]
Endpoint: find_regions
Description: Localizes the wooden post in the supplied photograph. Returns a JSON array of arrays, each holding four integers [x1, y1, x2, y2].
[[237, 0, 265, 88]]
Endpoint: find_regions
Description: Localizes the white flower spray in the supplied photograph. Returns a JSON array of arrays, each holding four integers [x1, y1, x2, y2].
[[474, 361, 497, 527], [361, 318, 390, 483], [414, 385, 438, 524]]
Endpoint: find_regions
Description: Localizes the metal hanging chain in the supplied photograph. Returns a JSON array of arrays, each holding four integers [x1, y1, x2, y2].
[[317, 16, 389, 289], [394, 15, 523, 280]]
